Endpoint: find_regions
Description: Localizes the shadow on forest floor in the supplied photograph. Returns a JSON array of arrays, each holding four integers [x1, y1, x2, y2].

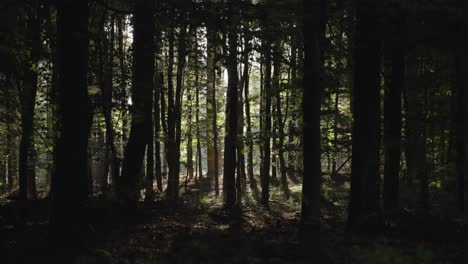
[[1, 181, 468, 263]]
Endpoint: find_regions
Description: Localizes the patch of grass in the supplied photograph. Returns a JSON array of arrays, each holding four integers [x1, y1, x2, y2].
[[351, 243, 435, 264]]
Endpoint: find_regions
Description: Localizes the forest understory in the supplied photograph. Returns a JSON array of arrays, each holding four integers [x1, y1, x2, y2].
[[1, 176, 468, 264], [3, 0, 468, 263]]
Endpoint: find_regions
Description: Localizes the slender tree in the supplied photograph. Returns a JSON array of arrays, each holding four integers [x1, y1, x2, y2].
[[260, 39, 272, 208], [223, 3, 240, 208], [273, 42, 290, 199], [243, 27, 259, 199], [154, 71, 163, 192]]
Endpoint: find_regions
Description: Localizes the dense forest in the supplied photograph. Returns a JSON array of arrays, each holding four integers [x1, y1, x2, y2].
[[1, 0, 468, 263]]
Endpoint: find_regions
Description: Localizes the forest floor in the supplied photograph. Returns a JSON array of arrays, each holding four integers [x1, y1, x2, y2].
[[1, 178, 468, 263]]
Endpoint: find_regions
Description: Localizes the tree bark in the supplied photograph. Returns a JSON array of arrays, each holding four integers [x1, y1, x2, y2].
[[154, 71, 163, 192], [383, 14, 405, 213], [51, 0, 91, 250], [119, 0, 155, 204], [301, 0, 323, 225], [273, 42, 290, 200], [347, 0, 383, 231], [243, 28, 259, 199], [223, 6, 239, 208], [186, 84, 194, 183], [260, 39, 272, 208], [19, 0, 41, 201], [146, 102, 155, 200], [195, 63, 203, 184], [206, 22, 216, 182]]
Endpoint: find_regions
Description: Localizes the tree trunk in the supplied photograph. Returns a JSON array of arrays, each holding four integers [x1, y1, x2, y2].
[[236, 38, 248, 199], [273, 42, 290, 200], [206, 20, 220, 195], [223, 8, 239, 208], [271, 98, 278, 187], [243, 28, 259, 199], [260, 39, 272, 208], [19, 0, 41, 201], [206, 22, 216, 182], [51, 0, 91, 250], [301, 0, 323, 225], [383, 14, 405, 213], [175, 21, 187, 187], [119, 0, 155, 204], [347, 0, 383, 231], [288, 37, 298, 182], [165, 21, 176, 201], [213, 69, 220, 196], [155, 72, 163, 192], [186, 85, 194, 183], [160, 67, 168, 183], [166, 17, 187, 202], [196, 65, 203, 184], [146, 105, 155, 200]]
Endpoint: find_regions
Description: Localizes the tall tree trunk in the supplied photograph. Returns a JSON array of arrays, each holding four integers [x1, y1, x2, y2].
[[347, 0, 382, 231], [273, 42, 290, 200], [51, 0, 91, 250], [237, 69, 246, 199], [206, 20, 219, 194], [155, 72, 163, 192], [119, 0, 155, 204], [260, 39, 272, 208], [331, 90, 339, 177], [206, 22, 216, 182], [223, 7, 239, 208], [288, 37, 298, 182], [160, 65, 168, 183], [175, 21, 187, 186], [192, 31, 203, 184], [165, 21, 176, 201], [146, 100, 155, 200], [19, 0, 41, 201], [166, 17, 187, 202], [243, 28, 259, 199], [383, 14, 405, 213], [186, 85, 194, 183], [301, 0, 323, 225], [195, 64, 203, 184], [259, 61, 264, 179], [213, 69, 220, 196], [271, 98, 278, 187]]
